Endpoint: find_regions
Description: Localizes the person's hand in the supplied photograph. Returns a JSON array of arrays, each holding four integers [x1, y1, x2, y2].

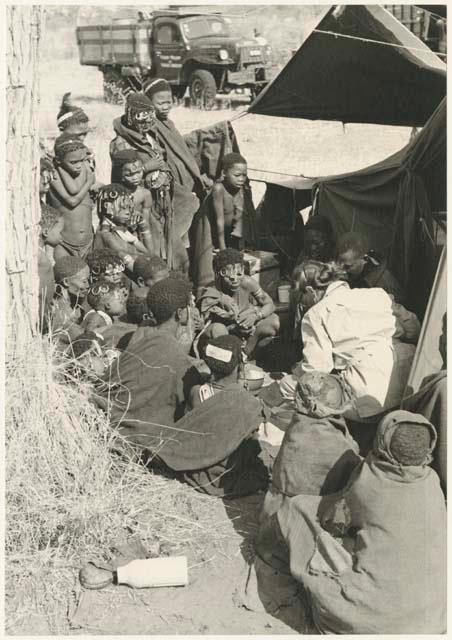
[[146, 157, 167, 173], [212, 305, 235, 320], [200, 173, 214, 191], [237, 307, 258, 329], [320, 498, 351, 538], [130, 211, 142, 229]]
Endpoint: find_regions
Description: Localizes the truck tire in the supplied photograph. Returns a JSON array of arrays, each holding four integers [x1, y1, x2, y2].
[[102, 69, 133, 105], [189, 70, 217, 109]]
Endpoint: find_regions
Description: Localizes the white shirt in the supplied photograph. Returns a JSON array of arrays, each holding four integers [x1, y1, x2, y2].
[[294, 281, 419, 419]]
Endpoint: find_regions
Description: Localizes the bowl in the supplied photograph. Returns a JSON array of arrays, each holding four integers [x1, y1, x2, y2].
[[241, 364, 265, 391]]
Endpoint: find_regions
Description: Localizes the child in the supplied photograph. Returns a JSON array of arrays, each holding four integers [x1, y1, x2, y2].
[[64, 331, 113, 382], [82, 280, 128, 333], [50, 256, 90, 342], [86, 249, 127, 287], [192, 152, 257, 290], [39, 157, 54, 202], [48, 133, 95, 260], [111, 149, 153, 228], [295, 215, 334, 265], [96, 184, 153, 268], [188, 335, 242, 409], [336, 231, 405, 305], [133, 254, 169, 288], [198, 248, 279, 358], [57, 93, 89, 142]]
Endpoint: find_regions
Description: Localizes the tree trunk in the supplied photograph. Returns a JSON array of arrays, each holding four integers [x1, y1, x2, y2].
[[6, 6, 43, 346]]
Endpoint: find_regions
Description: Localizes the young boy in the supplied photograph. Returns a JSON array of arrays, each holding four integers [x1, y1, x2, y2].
[[188, 334, 242, 410], [50, 256, 91, 342], [133, 254, 169, 288], [82, 280, 128, 333], [48, 133, 95, 260], [198, 248, 279, 358], [336, 231, 405, 305], [111, 149, 153, 227], [193, 152, 257, 289], [96, 184, 153, 268]]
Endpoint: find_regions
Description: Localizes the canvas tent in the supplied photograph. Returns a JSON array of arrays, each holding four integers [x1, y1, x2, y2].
[[249, 4, 446, 126]]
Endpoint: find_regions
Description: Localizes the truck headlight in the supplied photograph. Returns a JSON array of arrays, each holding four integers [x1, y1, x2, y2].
[[218, 49, 228, 61]]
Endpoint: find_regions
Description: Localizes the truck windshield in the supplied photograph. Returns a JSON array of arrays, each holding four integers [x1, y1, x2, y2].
[[180, 17, 230, 39]]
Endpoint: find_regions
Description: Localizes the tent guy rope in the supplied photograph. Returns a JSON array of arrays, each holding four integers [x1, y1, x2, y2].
[[313, 29, 447, 58]]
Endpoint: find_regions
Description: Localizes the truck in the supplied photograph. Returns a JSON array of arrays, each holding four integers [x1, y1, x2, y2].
[[384, 5, 446, 57], [75, 9, 273, 106]]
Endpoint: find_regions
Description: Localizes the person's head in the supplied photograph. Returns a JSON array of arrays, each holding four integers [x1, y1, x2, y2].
[[147, 277, 192, 331], [336, 231, 370, 280], [221, 153, 247, 191], [57, 93, 89, 141], [374, 410, 437, 467], [112, 149, 144, 190], [126, 288, 151, 325], [96, 184, 134, 226], [54, 133, 87, 177], [145, 79, 172, 121], [201, 335, 242, 381], [54, 256, 90, 299], [65, 331, 108, 380], [87, 280, 127, 318], [39, 157, 54, 197], [133, 255, 169, 288], [39, 204, 64, 247], [125, 92, 156, 134], [304, 215, 334, 261], [295, 371, 352, 418], [213, 248, 245, 294], [291, 260, 346, 310], [86, 249, 126, 285]]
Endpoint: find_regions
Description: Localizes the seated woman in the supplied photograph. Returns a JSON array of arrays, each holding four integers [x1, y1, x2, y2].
[[197, 249, 279, 358], [259, 371, 360, 524], [295, 214, 334, 265], [279, 261, 420, 421], [261, 410, 446, 634], [156, 334, 269, 497]]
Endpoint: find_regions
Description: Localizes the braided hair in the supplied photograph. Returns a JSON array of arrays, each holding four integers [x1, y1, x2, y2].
[[54, 132, 87, 159], [86, 249, 125, 281], [57, 93, 89, 131], [96, 183, 133, 221]]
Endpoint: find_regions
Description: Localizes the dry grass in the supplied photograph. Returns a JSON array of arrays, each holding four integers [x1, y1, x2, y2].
[[5, 334, 235, 633]]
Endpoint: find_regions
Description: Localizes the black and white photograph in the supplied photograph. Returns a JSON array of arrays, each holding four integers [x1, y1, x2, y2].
[[4, 2, 447, 635]]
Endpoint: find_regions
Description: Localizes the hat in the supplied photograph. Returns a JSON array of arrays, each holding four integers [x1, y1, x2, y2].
[[147, 277, 192, 324], [296, 371, 352, 418], [145, 78, 171, 97], [54, 256, 88, 283]]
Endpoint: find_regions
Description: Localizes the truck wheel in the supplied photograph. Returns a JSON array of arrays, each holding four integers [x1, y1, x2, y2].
[[102, 70, 132, 105], [189, 70, 217, 109]]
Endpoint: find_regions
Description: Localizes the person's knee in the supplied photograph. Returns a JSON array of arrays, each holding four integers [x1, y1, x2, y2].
[[208, 322, 228, 338], [256, 313, 280, 337]]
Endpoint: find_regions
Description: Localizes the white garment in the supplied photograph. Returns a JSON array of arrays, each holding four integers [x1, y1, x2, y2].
[[282, 281, 419, 420]]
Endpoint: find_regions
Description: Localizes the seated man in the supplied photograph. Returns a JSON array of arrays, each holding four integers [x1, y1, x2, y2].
[[156, 334, 270, 497], [197, 248, 279, 358], [259, 410, 446, 634], [336, 231, 405, 305], [97, 277, 202, 449], [259, 371, 360, 524]]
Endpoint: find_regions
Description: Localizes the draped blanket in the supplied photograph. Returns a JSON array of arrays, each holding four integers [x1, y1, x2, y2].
[[98, 328, 196, 449], [276, 428, 447, 633]]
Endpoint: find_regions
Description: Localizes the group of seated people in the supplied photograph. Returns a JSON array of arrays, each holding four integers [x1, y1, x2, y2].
[[37, 86, 446, 634]]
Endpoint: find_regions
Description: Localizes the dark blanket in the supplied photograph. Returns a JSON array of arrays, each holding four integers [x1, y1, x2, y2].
[[156, 384, 269, 497], [111, 117, 198, 239], [402, 370, 447, 492], [157, 384, 264, 470], [99, 328, 197, 449]]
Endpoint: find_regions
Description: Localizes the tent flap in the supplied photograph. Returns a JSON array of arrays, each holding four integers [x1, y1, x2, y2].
[[249, 5, 446, 126]]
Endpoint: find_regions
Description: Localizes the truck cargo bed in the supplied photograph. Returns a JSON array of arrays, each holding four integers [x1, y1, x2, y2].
[[76, 23, 151, 67]]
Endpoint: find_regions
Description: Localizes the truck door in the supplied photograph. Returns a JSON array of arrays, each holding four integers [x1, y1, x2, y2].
[[152, 19, 185, 82]]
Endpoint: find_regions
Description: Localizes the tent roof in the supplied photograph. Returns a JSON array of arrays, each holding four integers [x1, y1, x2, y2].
[[249, 5, 446, 127]]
